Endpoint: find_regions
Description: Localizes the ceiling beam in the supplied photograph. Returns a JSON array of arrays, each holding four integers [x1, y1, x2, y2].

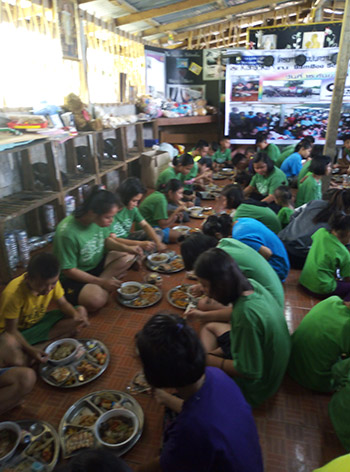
[[142, 0, 290, 37], [159, 3, 307, 45], [115, 0, 213, 26]]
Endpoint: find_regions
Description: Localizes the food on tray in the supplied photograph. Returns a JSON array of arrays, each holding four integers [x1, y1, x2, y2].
[[75, 413, 98, 427], [0, 429, 18, 459], [150, 254, 168, 263], [170, 286, 191, 308], [157, 263, 172, 272], [50, 366, 71, 383], [132, 287, 159, 307], [64, 376, 76, 386], [120, 285, 140, 295], [169, 257, 184, 270], [93, 393, 121, 410], [76, 361, 100, 380], [133, 372, 150, 391], [202, 207, 215, 216], [65, 429, 95, 455], [25, 434, 54, 463], [189, 228, 201, 234], [49, 342, 76, 361], [90, 348, 107, 365], [98, 417, 134, 445]]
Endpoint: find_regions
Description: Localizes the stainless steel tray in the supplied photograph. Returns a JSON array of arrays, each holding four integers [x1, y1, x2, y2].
[[39, 339, 109, 389], [145, 255, 185, 273], [59, 390, 144, 458], [0, 420, 60, 471], [167, 284, 193, 310], [117, 283, 162, 308]]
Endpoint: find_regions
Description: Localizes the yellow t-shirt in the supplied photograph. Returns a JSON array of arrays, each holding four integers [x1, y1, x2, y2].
[[313, 454, 350, 471], [0, 274, 64, 332]]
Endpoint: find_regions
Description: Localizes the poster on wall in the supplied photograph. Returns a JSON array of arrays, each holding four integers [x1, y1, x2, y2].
[[224, 48, 350, 142], [165, 50, 203, 85], [248, 22, 341, 50], [166, 84, 206, 102], [56, 0, 79, 60], [145, 48, 166, 96], [203, 50, 225, 80]]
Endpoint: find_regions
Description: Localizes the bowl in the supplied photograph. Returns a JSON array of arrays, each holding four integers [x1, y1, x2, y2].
[[172, 225, 191, 235], [45, 338, 80, 365], [188, 206, 202, 212], [94, 409, 139, 448], [117, 282, 142, 300], [147, 253, 169, 266], [0, 421, 21, 463]]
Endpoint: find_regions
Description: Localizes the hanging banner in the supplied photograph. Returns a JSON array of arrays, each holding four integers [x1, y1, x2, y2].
[[224, 48, 350, 141]]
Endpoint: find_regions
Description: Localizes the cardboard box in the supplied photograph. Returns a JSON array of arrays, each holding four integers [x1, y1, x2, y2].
[[141, 150, 171, 189]]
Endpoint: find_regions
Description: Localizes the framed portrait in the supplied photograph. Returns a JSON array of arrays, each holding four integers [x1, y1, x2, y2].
[[56, 0, 79, 60]]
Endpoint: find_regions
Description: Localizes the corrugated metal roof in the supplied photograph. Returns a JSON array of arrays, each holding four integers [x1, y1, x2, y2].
[[122, 0, 185, 9]]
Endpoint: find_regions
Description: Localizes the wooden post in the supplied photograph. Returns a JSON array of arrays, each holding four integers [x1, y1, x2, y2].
[[323, 0, 350, 190]]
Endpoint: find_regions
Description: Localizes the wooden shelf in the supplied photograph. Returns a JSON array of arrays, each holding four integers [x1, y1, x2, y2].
[[0, 119, 157, 282], [0, 191, 60, 223]]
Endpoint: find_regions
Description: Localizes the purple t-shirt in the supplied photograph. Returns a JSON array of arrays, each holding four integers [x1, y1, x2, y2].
[[160, 367, 263, 472]]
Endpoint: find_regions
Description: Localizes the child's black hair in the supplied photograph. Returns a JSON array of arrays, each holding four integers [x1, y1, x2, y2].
[[255, 132, 268, 145], [309, 155, 331, 176], [301, 136, 315, 144], [27, 253, 60, 279], [179, 153, 194, 167], [235, 171, 252, 188], [232, 153, 247, 168], [210, 141, 219, 152], [220, 136, 230, 142], [342, 134, 350, 142], [198, 157, 213, 169], [117, 177, 146, 206], [274, 186, 292, 205], [202, 214, 233, 239], [245, 146, 256, 156], [221, 183, 244, 209], [54, 448, 133, 472], [295, 141, 312, 152], [252, 153, 275, 174], [157, 178, 183, 194], [313, 189, 350, 223], [310, 144, 324, 158], [195, 139, 209, 150], [136, 313, 206, 388], [329, 211, 350, 233], [75, 185, 119, 218], [194, 248, 252, 306], [180, 233, 218, 270]]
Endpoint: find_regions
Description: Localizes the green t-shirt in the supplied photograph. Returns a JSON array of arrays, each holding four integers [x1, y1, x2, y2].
[[53, 215, 110, 273], [233, 203, 281, 234], [277, 207, 294, 229], [299, 228, 350, 294], [156, 167, 180, 188], [313, 454, 350, 472], [138, 191, 168, 227], [276, 144, 295, 167], [180, 162, 198, 191], [212, 148, 231, 164], [250, 166, 287, 197], [109, 207, 144, 239], [218, 238, 284, 308], [295, 175, 322, 207], [288, 296, 350, 392], [297, 160, 312, 184], [263, 143, 280, 163], [229, 279, 291, 407]]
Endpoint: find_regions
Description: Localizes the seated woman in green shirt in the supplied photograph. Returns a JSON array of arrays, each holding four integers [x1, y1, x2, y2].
[[53, 186, 140, 312], [288, 296, 350, 452], [156, 153, 194, 189], [243, 153, 287, 206], [299, 212, 350, 300], [219, 183, 281, 233], [295, 155, 331, 207], [192, 248, 290, 407], [138, 179, 188, 243], [111, 177, 166, 253]]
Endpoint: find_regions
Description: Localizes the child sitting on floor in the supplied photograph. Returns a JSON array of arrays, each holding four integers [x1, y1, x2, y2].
[[212, 136, 232, 171], [274, 185, 294, 228], [193, 248, 290, 407], [0, 252, 88, 361], [299, 212, 350, 300], [295, 155, 332, 207], [136, 312, 264, 472]]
